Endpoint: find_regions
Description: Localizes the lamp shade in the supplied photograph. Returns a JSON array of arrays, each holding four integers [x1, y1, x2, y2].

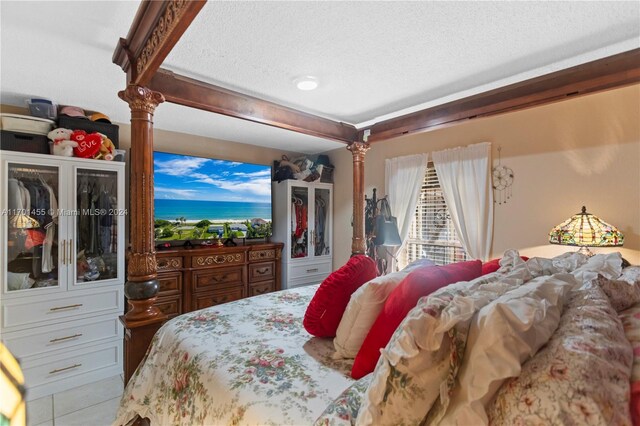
[[9, 213, 39, 230], [374, 216, 402, 247], [549, 206, 624, 248], [1, 343, 26, 426]]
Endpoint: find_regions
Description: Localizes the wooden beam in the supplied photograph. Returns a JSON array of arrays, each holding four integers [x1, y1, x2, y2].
[[112, 0, 206, 86], [149, 69, 359, 143], [366, 48, 640, 142]]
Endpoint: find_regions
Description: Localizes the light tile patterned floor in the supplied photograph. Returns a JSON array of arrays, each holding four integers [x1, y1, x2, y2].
[[26, 375, 123, 426]]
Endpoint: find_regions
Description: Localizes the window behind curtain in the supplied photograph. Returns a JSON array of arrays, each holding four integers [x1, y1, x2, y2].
[[398, 162, 468, 267]]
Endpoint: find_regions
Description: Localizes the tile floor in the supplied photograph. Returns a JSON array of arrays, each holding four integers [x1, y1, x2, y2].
[[26, 374, 123, 426]]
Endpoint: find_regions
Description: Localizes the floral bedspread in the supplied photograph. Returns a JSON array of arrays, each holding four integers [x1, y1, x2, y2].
[[114, 285, 355, 426]]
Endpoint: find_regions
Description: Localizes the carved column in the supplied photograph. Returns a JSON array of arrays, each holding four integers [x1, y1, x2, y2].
[[347, 141, 370, 255], [118, 85, 167, 383]]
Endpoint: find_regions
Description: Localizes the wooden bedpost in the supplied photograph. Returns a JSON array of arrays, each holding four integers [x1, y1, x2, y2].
[[347, 141, 370, 256], [118, 84, 167, 384]]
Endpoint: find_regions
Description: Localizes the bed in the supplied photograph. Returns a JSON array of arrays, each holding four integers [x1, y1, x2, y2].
[[115, 285, 356, 425], [115, 252, 639, 425]]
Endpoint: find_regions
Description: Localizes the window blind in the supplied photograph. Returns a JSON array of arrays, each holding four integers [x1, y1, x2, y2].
[[399, 163, 468, 267]]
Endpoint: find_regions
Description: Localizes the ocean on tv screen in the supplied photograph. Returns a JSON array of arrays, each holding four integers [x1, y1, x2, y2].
[[154, 199, 272, 240]]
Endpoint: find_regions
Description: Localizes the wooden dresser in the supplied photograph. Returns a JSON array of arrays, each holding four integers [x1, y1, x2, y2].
[[153, 242, 284, 318]]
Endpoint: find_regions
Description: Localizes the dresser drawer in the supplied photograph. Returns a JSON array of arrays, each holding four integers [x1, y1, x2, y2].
[[157, 271, 182, 296], [21, 340, 121, 393], [2, 287, 122, 330], [249, 249, 277, 262], [156, 256, 183, 272], [249, 261, 275, 283], [192, 252, 245, 268], [289, 261, 332, 279], [193, 287, 244, 310], [3, 314, 121, 359], [192, 266, 245, 292], [155, 295, 181, 319], [249, 281, 275, 297]]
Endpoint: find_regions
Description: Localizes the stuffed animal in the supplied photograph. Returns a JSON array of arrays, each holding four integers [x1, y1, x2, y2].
[[47, 128, 77, 157], [96, 133, 116, 160], [71, 130, 102, 158]]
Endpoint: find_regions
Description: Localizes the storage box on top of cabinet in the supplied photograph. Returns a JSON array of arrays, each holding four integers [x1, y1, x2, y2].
[[0, 150, 126, 400]]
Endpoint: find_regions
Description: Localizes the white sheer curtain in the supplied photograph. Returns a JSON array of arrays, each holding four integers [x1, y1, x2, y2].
[[384, 153, 428, 269], [432, 142, 493, 261]]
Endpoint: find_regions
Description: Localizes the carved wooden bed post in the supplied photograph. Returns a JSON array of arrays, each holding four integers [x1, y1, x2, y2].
[[119, 85, 167, 383], [347, 141, 370, 255]]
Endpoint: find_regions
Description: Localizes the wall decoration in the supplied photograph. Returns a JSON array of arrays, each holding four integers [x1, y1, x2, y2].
[[492, 146, 514, 205]]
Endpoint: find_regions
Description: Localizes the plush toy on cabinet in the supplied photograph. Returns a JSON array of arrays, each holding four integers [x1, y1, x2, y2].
[[47, 128, 78, 157]]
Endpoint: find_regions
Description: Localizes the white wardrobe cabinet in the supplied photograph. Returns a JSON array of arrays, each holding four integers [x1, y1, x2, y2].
[[272, 180, 333, 289], [1, 151, 125, 400]]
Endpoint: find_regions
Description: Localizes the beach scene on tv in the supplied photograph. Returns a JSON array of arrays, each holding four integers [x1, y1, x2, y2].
[[154, 152, 272, 241]]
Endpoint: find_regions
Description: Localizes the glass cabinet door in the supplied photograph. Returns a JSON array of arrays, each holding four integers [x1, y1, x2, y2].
[[5, 162, 62, 292], [74, 168, 119, 285], [291, 185, 309, 259], [313, 187, 331, 258]]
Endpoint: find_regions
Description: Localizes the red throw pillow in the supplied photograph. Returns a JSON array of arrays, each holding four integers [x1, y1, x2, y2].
[[351, 259, 482, 379], [481, 256, 529, 275], [303, 255, 377, 337]]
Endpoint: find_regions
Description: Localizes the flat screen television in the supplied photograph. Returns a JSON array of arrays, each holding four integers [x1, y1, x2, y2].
[[153, 151, 272, 241]]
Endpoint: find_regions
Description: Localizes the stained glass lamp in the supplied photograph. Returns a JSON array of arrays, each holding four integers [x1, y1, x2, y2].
[[0, 343, 26, 426], [549, 206, 624, 256]]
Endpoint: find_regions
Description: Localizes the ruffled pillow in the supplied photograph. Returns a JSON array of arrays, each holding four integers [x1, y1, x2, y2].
[[596, 273, 640, 312], [619, 303, 640, 425], [439, 274, 575, 424], [356, 260, 534, 426], [487, 283, 633, 426]]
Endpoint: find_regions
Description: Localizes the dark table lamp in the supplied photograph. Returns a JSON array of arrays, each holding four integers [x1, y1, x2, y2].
[[549, 206, 624, 257]]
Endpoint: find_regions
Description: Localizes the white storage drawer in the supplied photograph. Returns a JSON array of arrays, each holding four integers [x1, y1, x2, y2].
[[2, 287, 122, 330], [289, 261, 332, 279], [21, 340, 122, 401], [3, 314, 122, 359]]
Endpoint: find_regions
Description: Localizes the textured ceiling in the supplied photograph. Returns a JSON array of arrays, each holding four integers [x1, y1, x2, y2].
[[165, 1, 640, 126], [1, 1, 639, 154]]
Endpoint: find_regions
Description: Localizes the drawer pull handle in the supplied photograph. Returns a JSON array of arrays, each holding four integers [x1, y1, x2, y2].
[[49, 363, 82, 375], [209, 274, 229, 283], [50, 304, 83, 311], [306, 268, 319, 273], [158, 260, 168, 268], [50, 333, 83, 343], [256, 268, 270, 275]]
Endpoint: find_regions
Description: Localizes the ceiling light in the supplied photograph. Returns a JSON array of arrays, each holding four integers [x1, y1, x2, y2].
[[294, 76, 318, 91]]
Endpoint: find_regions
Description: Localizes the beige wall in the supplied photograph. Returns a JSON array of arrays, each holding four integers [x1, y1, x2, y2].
[[326, 84, 640, 267]]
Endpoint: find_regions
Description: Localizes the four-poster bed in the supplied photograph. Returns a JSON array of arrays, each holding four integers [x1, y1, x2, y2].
[[111, 0, 640, 414]]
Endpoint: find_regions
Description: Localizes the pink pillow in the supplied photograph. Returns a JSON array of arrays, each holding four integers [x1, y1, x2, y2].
[[303, 255, 377, 337], [351, 260, 482, 379]]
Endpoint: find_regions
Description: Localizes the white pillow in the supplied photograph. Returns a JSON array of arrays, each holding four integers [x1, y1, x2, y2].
[[333, 270, 410, 359], [439, 273, 576, 425]]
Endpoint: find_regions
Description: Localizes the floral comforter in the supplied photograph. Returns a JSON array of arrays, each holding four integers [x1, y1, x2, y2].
[[114, 285, 355, 426]]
